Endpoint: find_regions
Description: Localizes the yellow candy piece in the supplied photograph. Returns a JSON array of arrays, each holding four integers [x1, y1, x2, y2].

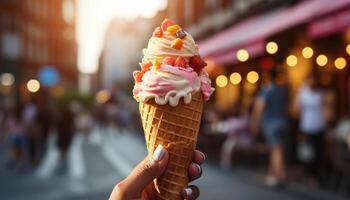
[[171, 38, 183, 50], [152, 59, 161, 70], [166, 24, 181, 35]]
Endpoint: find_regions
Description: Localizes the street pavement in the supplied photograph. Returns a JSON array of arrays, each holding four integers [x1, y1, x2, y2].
[[0, 127, 346, 200]]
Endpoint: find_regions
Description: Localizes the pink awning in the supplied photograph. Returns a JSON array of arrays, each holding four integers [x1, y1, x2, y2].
[[209, 40, 265, 66], [199, 0, 350, 61], [308, 8, 350, 38]]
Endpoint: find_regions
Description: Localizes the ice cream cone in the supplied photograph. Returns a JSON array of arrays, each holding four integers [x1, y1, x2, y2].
[[139, 92, 203, 200]]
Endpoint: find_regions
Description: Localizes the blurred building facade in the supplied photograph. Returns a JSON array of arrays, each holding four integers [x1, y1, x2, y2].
[[98, 18, 155, 89], [0, 0, 78, 95]]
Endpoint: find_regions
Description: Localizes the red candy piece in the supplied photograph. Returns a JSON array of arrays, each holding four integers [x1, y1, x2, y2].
[[140, 62, 152, 71], [189, 55, 207, 73], [175, 57, 187, 68], [153, 27, 163, 37], [161, 18, 175, 32], [135, 71, 144, 82], [162, 56, 176, 66]]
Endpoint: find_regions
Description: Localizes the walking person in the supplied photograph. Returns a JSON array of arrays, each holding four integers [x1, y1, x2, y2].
[[251, 69, 289, 187], [56, 104, 75, 163], [5, 105, 27, 169], [296, 72, 326, 186]]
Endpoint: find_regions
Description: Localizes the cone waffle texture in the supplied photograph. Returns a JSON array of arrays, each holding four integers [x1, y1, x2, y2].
[[139, 92, 203, 200]]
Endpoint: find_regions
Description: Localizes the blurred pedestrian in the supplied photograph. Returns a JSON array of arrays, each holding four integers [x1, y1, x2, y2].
[[56, 104, 75, 162], [296, 72, 326, 186], [5, 105, 26, 169], [22, 100, 39, 166], [251, 69, 289, 187], [218, 104, 252, 170], [36, 100, 53, 163], [75, 108, 94, 135]]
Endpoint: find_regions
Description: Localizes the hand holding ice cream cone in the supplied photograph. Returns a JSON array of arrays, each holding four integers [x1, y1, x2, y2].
[[133, 18, 214, 200]]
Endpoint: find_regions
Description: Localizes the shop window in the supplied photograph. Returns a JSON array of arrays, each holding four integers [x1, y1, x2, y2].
[[62, 0, 75, 24], [1, 32, 22, 59]]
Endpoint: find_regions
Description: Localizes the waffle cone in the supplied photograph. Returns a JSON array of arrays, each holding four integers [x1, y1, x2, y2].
[[139, 92, 203, 200]]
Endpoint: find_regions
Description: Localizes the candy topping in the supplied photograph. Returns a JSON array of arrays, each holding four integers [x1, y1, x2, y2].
[[161, 18, 175, 32], [175, 57, 187, 68], [152, 59, 161, 70], [176, 29, 187, 39], [153, 27, 163, 38], [166, 24, 181, 35], [171, 38, 183, 50], [162, 56, 176, 66], [189, 55, 207, 73]]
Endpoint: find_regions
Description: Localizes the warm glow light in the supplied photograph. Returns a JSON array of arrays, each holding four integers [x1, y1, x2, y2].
[[77, 0, 167, 74], [27, 79, 40, 93], [266, 41, 278, 54], [346, 44, 350, 55], [236, 49, 249, 62], [247, 71, 259, 84], [316, 54, 328, 67], [216, 75, 228, 87], [0, 73, 15, 86], [52, 85, 65, 97], [302, 47, 313, 58], [96, 89, 111, 104], [286, 55, 298, 67], [230, 72, 242, 85], [334, 57, 347, 70]]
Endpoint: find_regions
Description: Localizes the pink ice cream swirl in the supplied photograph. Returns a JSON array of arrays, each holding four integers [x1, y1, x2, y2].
[[133, 65, 202, 106]]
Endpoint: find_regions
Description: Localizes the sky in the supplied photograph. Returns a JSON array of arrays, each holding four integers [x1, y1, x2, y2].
[[76, 0, 167, 74]]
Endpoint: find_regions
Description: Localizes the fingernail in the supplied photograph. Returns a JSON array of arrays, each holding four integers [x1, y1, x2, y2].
[[153, 144, 165, 161], [195, 164, 202, 174], [200, 151, 206, 161], [184, 187, 192, 196]]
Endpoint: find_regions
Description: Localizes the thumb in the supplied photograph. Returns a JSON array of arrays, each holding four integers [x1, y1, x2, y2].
[[120, 144, 169, 197]]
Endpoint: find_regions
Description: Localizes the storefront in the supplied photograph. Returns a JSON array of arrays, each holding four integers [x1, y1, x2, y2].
[[199, 0, 350, 118]]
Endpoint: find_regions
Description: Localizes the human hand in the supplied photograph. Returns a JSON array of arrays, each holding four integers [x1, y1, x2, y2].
[[109, 144, 205, 200]]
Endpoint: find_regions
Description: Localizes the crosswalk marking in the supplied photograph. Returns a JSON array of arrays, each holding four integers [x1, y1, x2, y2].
[[36, 133, 60, 179], [67, 134, 86, 179]]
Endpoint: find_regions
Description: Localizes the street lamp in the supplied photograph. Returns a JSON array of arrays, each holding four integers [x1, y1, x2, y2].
[[0, 73, 15, 86], [216, 75, 228, 87], [246, 71, 259, 84], [266, 41, 278, 55], [346, 44, 350, 56], [316, 54, 328, 67], [236, 49, 249, 62], [230, 72, 242, 85], [27, 79, 40, 93], [302, 47, 313, 59], [334, 57, 347, 70], [286, 55, 298, 67]]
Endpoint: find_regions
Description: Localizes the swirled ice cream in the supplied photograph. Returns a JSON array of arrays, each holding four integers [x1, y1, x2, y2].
[[133, 19, 214, 106]]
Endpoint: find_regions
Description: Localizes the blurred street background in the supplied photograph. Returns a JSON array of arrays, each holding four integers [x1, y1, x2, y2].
[[1, 0, 350, 199]]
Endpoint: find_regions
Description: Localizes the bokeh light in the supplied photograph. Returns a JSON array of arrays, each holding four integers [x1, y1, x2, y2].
[[230, 72, 242, 85], [316, 54, 328, 67], [27, 79, 40, 93], [216, 75, 228, 87], [0, 73, 15, 86], [302, 47, 313, 58], [246, 71, 259, 84], [346, 44, 350, 55], [286, 55, 298, 67], [334, 57, 347, 70], [236, 49, 249, 62], [96, 89, 111, 104], [266, 41, 278, 54]]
